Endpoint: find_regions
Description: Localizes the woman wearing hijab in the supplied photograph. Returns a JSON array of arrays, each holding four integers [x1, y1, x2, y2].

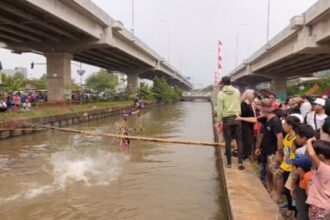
[[240, 89, 256, 159]]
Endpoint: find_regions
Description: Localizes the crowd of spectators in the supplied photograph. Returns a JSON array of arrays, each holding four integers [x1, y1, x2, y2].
[[216, 76, 330, 220], [0, 91, 47, 113]]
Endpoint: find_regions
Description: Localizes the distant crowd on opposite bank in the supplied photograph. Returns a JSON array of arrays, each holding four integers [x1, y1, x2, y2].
[[0, 92, 47, 113]]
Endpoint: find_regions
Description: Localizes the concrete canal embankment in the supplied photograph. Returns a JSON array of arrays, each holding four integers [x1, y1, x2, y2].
[[0, 101, 158, 140]]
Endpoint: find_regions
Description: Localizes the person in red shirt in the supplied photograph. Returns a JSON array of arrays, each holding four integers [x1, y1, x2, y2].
[[13, 93, 21, 111]]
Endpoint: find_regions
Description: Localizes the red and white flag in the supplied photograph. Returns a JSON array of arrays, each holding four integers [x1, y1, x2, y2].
[[215, 40, 223, 89], [214, 71, 218, 89], [218, 40, 223, 72]]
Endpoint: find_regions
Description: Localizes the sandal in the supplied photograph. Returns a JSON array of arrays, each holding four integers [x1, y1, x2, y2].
[[238, 164, 245, 170]]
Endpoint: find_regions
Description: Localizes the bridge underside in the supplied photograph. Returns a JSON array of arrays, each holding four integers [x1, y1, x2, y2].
[[252, 53, 330, 79], [0, 0, 95, 45], [230, 0, 330, 99], [0, 0, 192, 102]]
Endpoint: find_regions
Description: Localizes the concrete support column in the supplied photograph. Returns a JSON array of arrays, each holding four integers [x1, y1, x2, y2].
[[127, 72, 139, 97], [273, 76, 287, 101], [46, 52, 73, 103]]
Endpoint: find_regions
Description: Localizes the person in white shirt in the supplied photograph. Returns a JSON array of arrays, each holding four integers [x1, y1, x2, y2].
[[0, 99, 7, 112], [305, 98, 327, 134], [300, 95, 312, 118], [21, 100, 31, 112]]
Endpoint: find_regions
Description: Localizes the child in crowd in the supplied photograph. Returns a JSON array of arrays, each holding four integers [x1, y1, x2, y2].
[[278, 115, 301, 217], [306, 139, 330, 220], [288, 155, 312, 220], [294, 124, 316, 155], [320, 116, 330, 141]]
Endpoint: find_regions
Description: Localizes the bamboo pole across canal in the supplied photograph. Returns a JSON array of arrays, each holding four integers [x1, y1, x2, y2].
[[16, 122, 223, 147]]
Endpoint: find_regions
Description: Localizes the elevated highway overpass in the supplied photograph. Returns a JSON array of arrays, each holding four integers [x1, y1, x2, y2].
[[0, 0, 192, 102], [229, 0, 330, 100]]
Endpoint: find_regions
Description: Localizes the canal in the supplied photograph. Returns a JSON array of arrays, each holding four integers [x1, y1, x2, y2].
[[0, 102, 227, 219]]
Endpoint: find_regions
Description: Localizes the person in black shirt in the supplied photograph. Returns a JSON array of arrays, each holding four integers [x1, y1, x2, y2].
[[240, 89, 256, 159], [325, 97, 330, 116], [255, 98, 283, 181]]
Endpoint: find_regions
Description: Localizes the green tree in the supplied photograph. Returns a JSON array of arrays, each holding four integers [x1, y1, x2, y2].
[[25, 74, 47, 90], [85, 69, 118, 92], [0, 72, 25, 93], [138, 83, 155, 100], [152, 76, 182, 102], [173, 86, 183, 100]]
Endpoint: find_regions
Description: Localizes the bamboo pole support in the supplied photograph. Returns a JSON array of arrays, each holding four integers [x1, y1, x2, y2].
[[18, 122, 223, 147]]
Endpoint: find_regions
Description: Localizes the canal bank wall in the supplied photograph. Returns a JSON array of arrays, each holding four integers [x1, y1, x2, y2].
[[0, 101, 158, 140], [210, 99, 282, 220]]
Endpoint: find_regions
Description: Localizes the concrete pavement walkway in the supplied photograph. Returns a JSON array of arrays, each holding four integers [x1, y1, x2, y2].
[[217, 147, 282, 220]]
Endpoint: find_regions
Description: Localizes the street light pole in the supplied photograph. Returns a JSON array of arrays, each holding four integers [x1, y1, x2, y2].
[[76, 63, 85, 89], [235, 24, 247, 66], [131, 0, 135, 34], [267, 0, 271, 42], [160, 19, 170, 62], [235, 34, 239, 66]]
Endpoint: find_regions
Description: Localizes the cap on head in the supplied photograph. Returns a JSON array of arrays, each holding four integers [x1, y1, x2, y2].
[[287, 154, 312, 172], [313, 98, 325, 107]]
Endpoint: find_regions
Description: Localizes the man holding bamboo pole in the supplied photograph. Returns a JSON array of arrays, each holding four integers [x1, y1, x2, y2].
[[216, 76, 245, 170]]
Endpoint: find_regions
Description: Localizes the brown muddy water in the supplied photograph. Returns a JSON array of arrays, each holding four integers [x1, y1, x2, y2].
[[0, 102, 227, 219]]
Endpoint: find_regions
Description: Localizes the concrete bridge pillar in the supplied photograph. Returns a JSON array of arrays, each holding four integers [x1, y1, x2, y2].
[[273, 76, 287, 101], [46, 52, 73, 103], [127, 72, 139, 97]]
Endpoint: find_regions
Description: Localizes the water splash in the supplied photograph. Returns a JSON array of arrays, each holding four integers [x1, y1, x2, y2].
[[0, 150, 128, 204], [50, 150, 128, 187]]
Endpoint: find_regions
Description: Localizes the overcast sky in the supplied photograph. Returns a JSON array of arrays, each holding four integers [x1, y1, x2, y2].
[[0, 0, 318, 88]]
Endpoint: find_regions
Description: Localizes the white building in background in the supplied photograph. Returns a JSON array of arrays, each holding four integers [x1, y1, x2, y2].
[[113, 72, 127, 93], [2, 67, 28, 79], [139, 79, 153, 87], [113, 72, 153, 94]]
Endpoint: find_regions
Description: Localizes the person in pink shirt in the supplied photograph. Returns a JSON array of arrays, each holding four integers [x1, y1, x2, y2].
[[120, 131, 130, 152], [13, 93, 21, 109], [306, 138, 330, 220]]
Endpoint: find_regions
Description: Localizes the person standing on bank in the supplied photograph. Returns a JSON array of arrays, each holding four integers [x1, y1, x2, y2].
[[240, 89, 256, 159], [305, 98, 327, 137], [216, 76, 244, 170]]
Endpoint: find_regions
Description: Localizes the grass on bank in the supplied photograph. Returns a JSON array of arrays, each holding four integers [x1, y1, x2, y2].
[[0, 101, 133, 121]]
